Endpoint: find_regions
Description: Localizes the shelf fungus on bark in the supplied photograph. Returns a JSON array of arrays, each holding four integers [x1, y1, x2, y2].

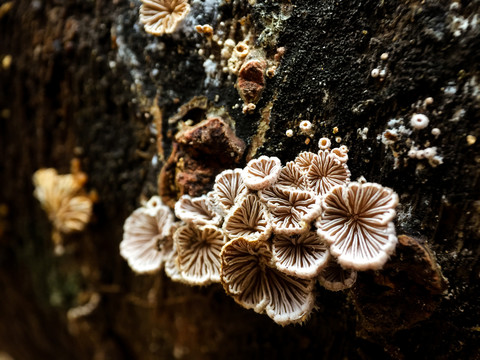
[[316, 182, 399, 271], [272, 231, 330, 279], [258, 186, 321, 235], [305, 150, 351, 197], [318, 258, 357, 291], [174, 224, 226, 285], [221, 238, 315, 326], [32, 164, 94, 253], [120, 196, 175, 274], [223, 193, 272, 241], [139, 0, 190, 36], [174, 194, 222, 227], [275, 161, 308, 191], [213, 168, 248, 214], [242, 155, 282, 191]]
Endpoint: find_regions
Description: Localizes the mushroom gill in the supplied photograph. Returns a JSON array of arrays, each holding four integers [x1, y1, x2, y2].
[[221, 238, 315, 325], [317, 182, 399, 270]]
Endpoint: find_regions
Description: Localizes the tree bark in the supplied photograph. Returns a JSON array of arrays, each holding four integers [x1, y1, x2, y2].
[[1, 0, 479, 359]]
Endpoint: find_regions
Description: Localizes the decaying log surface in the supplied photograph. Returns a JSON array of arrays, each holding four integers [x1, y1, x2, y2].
[[0, 0, 479, 359]]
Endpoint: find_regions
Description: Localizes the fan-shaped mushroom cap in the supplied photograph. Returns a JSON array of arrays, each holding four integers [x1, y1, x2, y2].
[[163, 236, 184, 282], [306, 150, 351, 196], [120, 201, 175, 274], [174, 194, 222, 227], [139, 0, 190, 36], [318, 259, 357, 291], [294, 151, 317, 173], [223, 193, 272, 241], [259, 186, 321, 234], [275, 161, 307, 191], [317, 182, 399, 270], [213, 169, 248, 214], [272, 232, 330, 279], [331, 147, 348, 164], [33, 168, 93, 234], [241, 155, 282, 190], [174, 225, 226, 285], [221, 238, 315, 325]]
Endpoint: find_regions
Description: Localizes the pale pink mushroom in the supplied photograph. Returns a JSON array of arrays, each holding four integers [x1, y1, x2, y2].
[[213, 168, 248, 214]]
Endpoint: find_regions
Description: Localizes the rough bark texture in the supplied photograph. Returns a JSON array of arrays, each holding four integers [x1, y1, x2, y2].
[[1, 0, 479, 359]]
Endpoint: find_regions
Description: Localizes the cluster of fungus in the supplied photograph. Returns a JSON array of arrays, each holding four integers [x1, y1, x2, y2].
[[120, 138, 399, 325]]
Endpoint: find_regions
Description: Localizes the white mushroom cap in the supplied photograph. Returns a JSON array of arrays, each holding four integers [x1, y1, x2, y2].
[[221, 238, 315, 325], [410, 113, 429, 129], [174, 225, 226, 286], [120, 202, 175, 274], [318, 137, 331, 150], [140, 0, 190, 36], [32, 168, 93, 235], [306, 151, 351, 196], [272, 231, 330, 279], [213, 168, 248, 214], [275, 161, 307, 191], [259, 186, 321, 235], [330, 147, 349, 164], [318, 259, 357, 291], [241, 155, 282, 191], [174, 194, 222, 227], [294, 151, 317, 173], [223, 193, 272, 241], [317, 182, 399, 271]]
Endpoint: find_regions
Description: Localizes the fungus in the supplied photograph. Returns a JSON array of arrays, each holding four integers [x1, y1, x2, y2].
[[272, 231, 330, 279], [258, 186, 321, 234], [275, 161, 307, 191], [33, 167, 93, 247], [306, 151, 351, 197], [174, 194, 222, 227], [331, 147, 348, 163], [164, 239, 184, 282], [120, 198, 175, 274], [139, 0, 190, 36], [371, 68, 380, 78], [318, 259, 357, 291], [410, 113, 429, 129], [317, 182, 398, 270], [318, 137, 331, 150], [242, 155, 282, 191], [213, 169, 248, 214], [174, 225, 226, 285], [294, 151, 317, 173], [223, 193, 272, 241], [285, 129, 293, 137], [299, 120, 313, 135], [221, 238, 315, 325]]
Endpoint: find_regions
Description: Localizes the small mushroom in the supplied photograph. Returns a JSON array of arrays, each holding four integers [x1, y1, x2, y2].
[[294, 151, 317, 173], [174, 225, 226, 285], [213, 168, 248, 214], [306, 151, 351, 196], [174, 194, 222, 227], [317, 182, 399, 270], [223, 193, 272, 241], [275, 161, 307, 191], [259, 186, 321, 234], [221, 238, 316, 325], [241, 155, 282, 191], [120, 200, 175, 274], [272, 231, 330, 279], [139, 0, 190, 36], [318, 259, 357, 291]]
